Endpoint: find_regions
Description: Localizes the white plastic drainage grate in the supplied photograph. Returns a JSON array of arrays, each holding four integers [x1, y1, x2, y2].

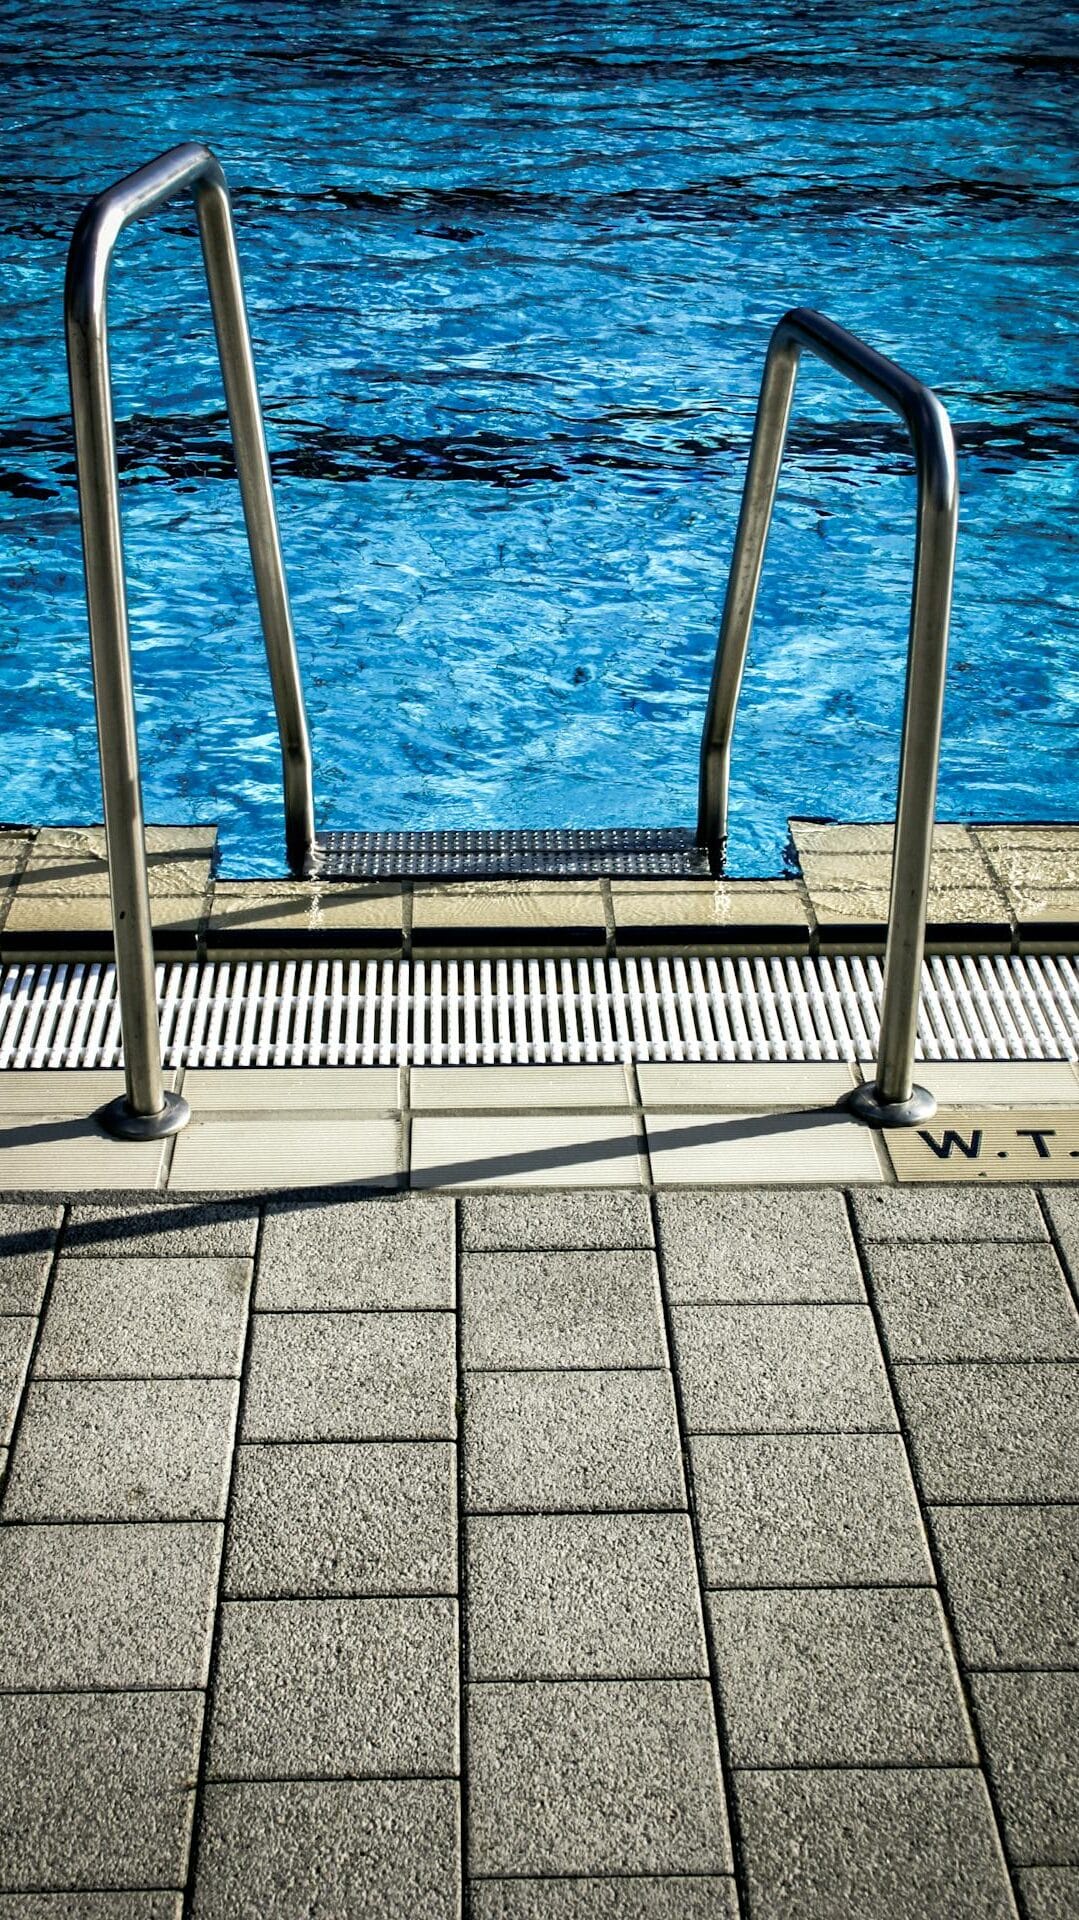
[[0, 954, 1078, 1070]]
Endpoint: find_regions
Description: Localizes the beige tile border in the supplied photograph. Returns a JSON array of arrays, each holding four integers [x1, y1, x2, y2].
[[2, 818, 1079, 960]]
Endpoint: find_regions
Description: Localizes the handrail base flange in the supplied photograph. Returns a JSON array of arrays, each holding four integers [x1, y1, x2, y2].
[[97, 1089, 191, 1140], [841, 1081, 937, 1130]]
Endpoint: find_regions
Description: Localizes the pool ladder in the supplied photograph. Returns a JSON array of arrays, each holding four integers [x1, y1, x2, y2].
[[65, 143, 957, 1137]]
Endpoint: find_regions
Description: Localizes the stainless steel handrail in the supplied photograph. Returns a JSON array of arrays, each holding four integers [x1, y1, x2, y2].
[[697, 308, 959, 1126], [65, 141, 316, 1138]]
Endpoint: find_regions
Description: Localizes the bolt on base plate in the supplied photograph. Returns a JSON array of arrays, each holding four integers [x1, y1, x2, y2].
[[97, 1089, 191, 1141], [841, 1081, 938, 1129]]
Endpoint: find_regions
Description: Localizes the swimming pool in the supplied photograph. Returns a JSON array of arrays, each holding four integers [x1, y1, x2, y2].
[[1, 0, 1077, 876]]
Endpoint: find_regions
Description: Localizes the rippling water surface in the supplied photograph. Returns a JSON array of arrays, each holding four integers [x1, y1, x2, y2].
[[1, 1, 1077, 873]]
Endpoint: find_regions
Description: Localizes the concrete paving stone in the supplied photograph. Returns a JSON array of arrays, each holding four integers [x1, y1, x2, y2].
[[0, 1316, 34, 1444], [645, 1108, 886, 1186], [469, 1879, 738, 1918], [971, 1671, 1079, 1866], [13, 1901, 186, 1919], [867, 1242, 1079, 1361], [0, 1900, 182, 1917], [460, 1191, 653, 1252], [707, 1587, 973, 1767], [410, 1066, 634, 1110], [0, 1520, 221, 1690], [468, 1679, 731, 1876], [1042, 1189, 1079, 1295], [690, 1432, 932, 1587], [241, 1310, 455, 1441], [257, 1192, 454, 1309], [182, 1067, 402, 1110], [207, 1596, 458, 1779], [0, 1202, 62, 1312], [1017, 1867, 1079, 1919], [852, 1185, 1048, 1243], [461, 1249, 665, 1370], [411, 1112, 646, 1190], [0, 1118, 166, 1192], [670, 1304, 895, 1433], [224, 1440, 456, 1597], [735, 1767, 1015, 1920], [0, 1687, 202, 1890], [930, 1504, 1079, 1668], [36, 1257, 251, 1379], [655, 1188, 864, 1303], [169, 1114, 402, 1191], [637, 1062, 856, 1108], [467, 1513, 706, 1680], [464, 1370, 685, 1512], [894, 1362, 1079, 1500], [65, 1195, 258, 1258], [192, 1778, 459, 1920], [4, 1377, 238, 1522]]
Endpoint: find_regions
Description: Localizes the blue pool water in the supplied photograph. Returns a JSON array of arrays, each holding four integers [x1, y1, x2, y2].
[[1, 1, 1078, 876]]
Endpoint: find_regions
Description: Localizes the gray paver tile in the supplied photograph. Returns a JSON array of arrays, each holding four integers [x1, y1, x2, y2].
[[691, 1432, 932, 1586], [0, 1901, 182, 1917], [0, 1520, 221, 1690], [1042, 1189, 1079, 1293], [1018, 1867, 1079, 1919], [0, 1202, 62, 1313], [670, 1304, 895, 1433], [225, 1441, 456, 1597], [735, 1768, 1015, 1920], [894, 1363, 1079, 1500], [971, 1671, 1079, 1866], [461, 1249, 665, 1370], [0, 1316, 34, 1444], [707, 1588, 974, 1767], [460, 1192, 653, 1252], [36, 1258, 251, 1379], [470, 1880, 738, 1918], [258, 1193, 454, 1309], [467, 1513, 706, 1680], [464, 1370, 684, 1512], [867, 1242, 1079, 1360], [207, 1596, 457, 1779], [65, 1195, 258, 1258], [192, 1779, 458, 1920], [0, 1688, 202, 1889], [931, 1505, 1079, 1668], [655, 1188, 865, 1303], [467, 1680, 731, 1876], [3, 1377, 238, 1521], [852, 1186, 1047, 1243], [241, 1311, 455, 1441]]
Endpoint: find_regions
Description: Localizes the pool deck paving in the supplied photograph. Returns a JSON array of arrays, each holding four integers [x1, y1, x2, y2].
[[0, 1176, 1076, 1917], [0, 816, 1078, 1913]]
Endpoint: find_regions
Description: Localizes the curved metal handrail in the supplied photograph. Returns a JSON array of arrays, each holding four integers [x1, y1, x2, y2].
[[65, 141, 315, 1135], [697, 308, 959, 1124]]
